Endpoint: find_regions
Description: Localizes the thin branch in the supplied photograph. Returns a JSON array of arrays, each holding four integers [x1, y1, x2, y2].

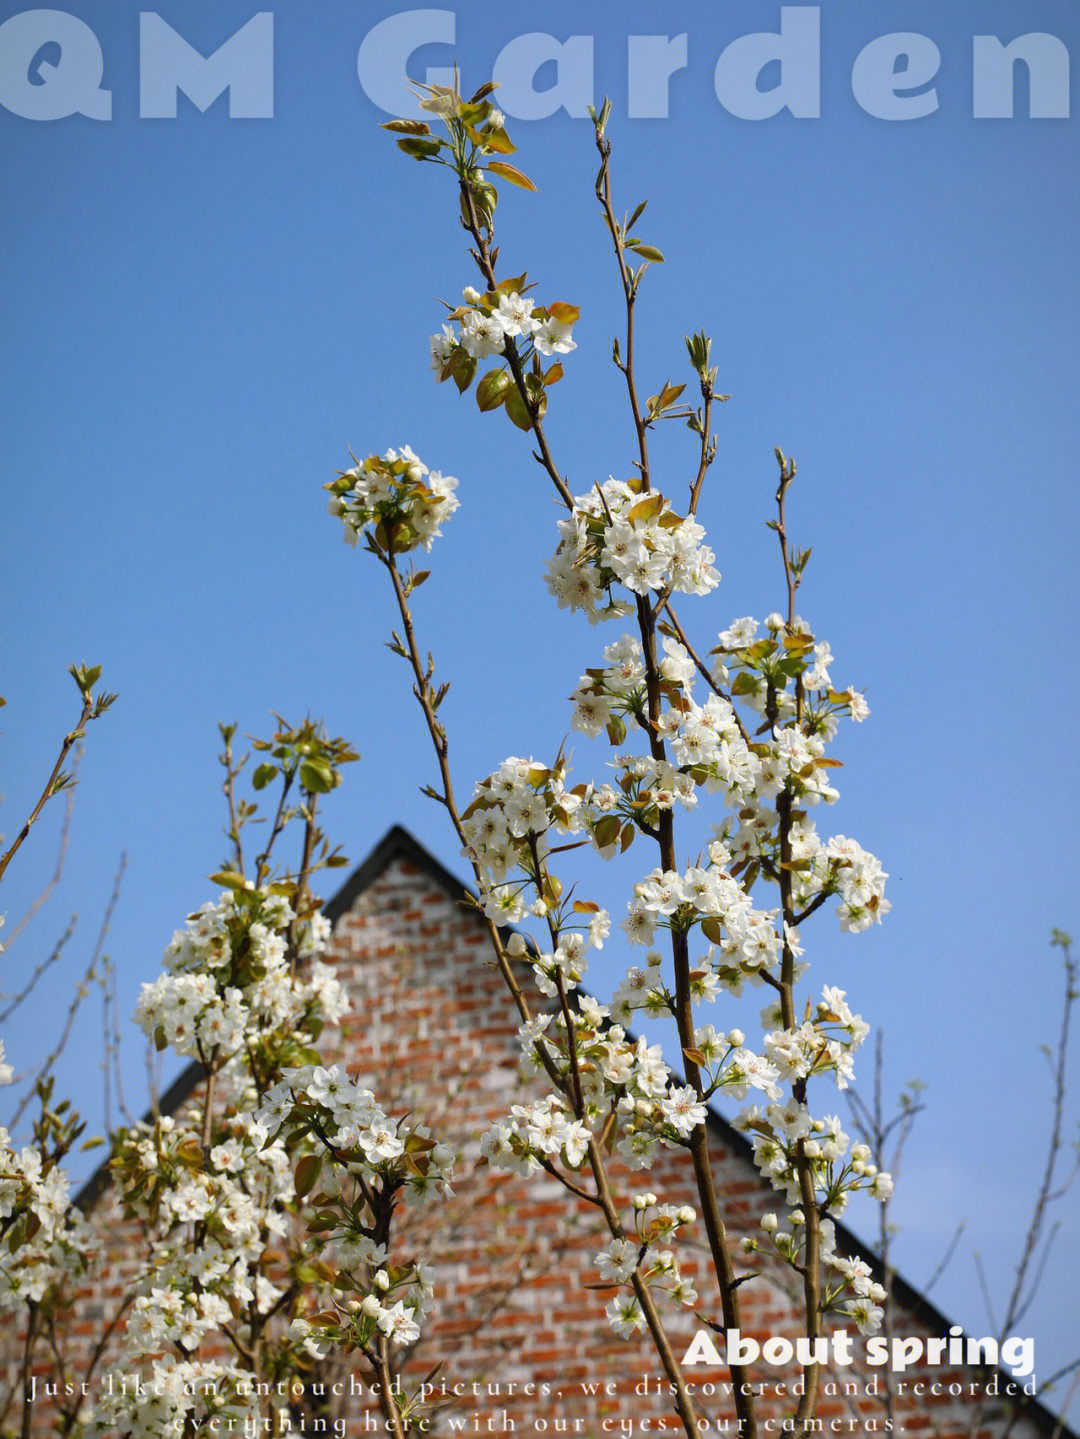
[[8, 857, 126, 1130], [0, 913, 78, 1024], [0, 688, 95, 886], [1, 768, 77, 951], [925, 1221, 966, 1296]]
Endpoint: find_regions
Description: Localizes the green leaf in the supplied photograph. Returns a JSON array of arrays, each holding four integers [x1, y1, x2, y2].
[[252, 763, 278, 791], [209, 870, 248, 890], [476, 368, 512, 412], [627, 241, 665, 263], [299, 758, 335, 794], [504, 383, 534, 431], [396, 136, 444, 161], [627, 199, 649, 230]]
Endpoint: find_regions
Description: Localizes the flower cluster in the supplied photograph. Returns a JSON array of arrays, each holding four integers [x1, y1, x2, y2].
[[547, 480, 719, 621], [257, 1062, 453, 1353], [433, 285, 577, 369], [460, 755, 591, 925], [111, 1107, 295, 1356], [570, 633, 762, 809], [737, 1093, 891, 1222], [325, 446, 459, 554], [597, 1196, 700, 1337], [259, 1063, 455, 1203], [485, 996, 734, 1177], [0, 1054, 98, 1312], [86, 1356, 260, 1438], [745, 1204, 890, 1336], [133, 886, 344, 1062]]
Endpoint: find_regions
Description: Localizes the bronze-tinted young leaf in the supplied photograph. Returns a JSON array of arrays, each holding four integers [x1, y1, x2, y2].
[[544, 362, 564, 385], [486, 160, 538, 191], [294, 1153, 323, 1198], [381, 119, 431, 135], [450, 351, 477, 393], [627, 493, 665, 524], [701, 917, 724, 945], [605, 714, 627, 747], [543, 872, 563, 904], [546, 301, 580, 325], [483, 127, 516, 155], [628, 241, 665, 263]]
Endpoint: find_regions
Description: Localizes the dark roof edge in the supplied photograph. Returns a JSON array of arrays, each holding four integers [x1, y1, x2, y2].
[[73, 824, 1073, 1437]]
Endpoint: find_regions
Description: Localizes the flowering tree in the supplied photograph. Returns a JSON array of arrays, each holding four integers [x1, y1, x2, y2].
[[3, 82, 1076, 1439], [321, 82, 895, 1438], [1, 713, 462, 1439]]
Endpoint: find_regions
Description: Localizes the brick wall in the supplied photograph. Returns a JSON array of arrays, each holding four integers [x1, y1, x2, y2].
[[0, 832, 1057, 1439]]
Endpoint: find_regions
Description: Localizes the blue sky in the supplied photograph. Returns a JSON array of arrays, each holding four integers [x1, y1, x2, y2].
[[3, 0, 1079, 1420]]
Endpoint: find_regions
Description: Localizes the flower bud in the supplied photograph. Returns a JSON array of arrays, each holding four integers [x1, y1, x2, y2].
[[726, 1028, 745, 1047], [761, 1213, 778, 1233]]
